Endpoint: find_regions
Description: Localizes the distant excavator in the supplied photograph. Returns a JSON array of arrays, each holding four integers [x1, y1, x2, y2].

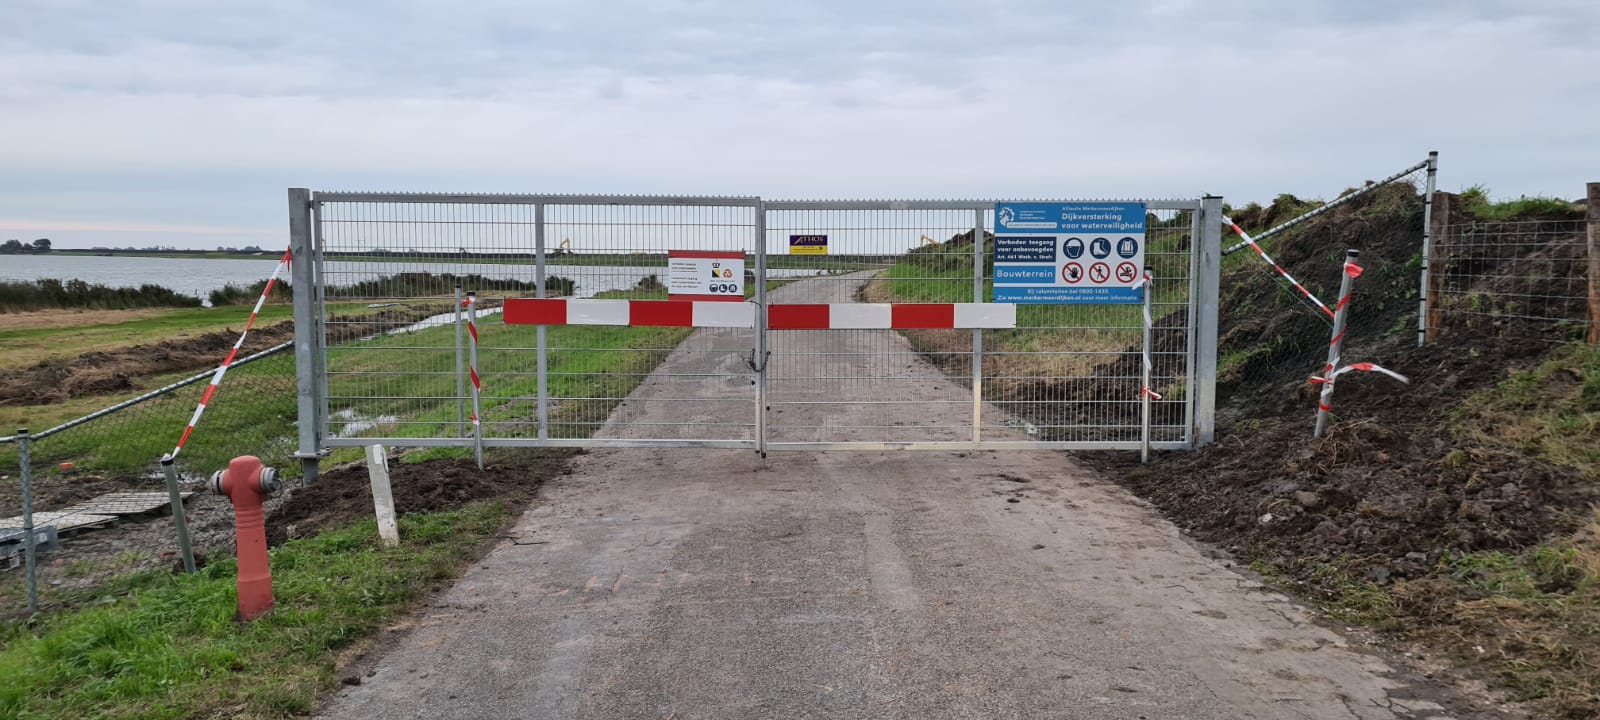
[[919, 234, 939, 247], [552, 237, 572, 256]]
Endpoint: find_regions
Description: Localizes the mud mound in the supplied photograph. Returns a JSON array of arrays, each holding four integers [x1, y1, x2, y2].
[[267, 451, 572, 544], [0, 306, 448, 406], [1090, 332, 1594, 582]]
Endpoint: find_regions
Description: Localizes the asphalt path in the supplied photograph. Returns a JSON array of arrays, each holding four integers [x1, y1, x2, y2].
[[319, 273, 1487, 720]]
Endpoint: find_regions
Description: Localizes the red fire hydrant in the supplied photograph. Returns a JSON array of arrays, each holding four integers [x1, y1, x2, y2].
[[212, 456, 280, 621]]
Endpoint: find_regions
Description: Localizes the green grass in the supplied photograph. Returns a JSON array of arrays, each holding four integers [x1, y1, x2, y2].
[[1458, 186, 1581, 221], [1453, 342, 1600, 475], [0, 502, 511, 720]]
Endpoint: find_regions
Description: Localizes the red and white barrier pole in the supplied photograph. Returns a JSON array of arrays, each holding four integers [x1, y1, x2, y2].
[[1222, 216, 1336, 320], [171, 248, 292, 459], [1314, 250, 1361, 437], [464, 291, 485, 470]]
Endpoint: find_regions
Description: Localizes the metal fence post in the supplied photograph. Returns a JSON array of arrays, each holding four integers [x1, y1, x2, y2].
[[1192, 196, 1225, 446], [1425, 192, 1454, 343], [466, 291, 485, 469], [1140, 268, 1154, 464], [972, 207, 985, 446], [755, 202, 769, 458], [1587, 182, 1599, 346], [535, 203, 550, 441], [1315, 250, 1361, 438], [1418, 151, 1440, 346], [288, 188, 322, 484], [453, 284, 467, 437], [160, 454, 196, 573], [17, 429, 38, 615]]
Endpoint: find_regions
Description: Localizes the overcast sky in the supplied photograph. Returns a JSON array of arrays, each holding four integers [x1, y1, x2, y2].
[[0, 0, 1595, 249]]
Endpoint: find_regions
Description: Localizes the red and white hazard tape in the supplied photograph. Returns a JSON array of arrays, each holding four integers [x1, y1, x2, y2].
[[464, 294, 483, 423], [1309, 362, 1409, 386], [171, 248, 292, 459], [1139, 270, 1162, 400], [1223, 216, 1336, 319], [502, 299, 1018, 330]]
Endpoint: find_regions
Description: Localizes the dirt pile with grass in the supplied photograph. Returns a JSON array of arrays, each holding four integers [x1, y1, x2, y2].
[[1080, 186, 1600, 716], [267, 450, 573, 544], [0, 305, 449, 406]]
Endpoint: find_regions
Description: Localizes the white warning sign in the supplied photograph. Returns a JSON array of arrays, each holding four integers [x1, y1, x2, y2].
[[667, 250, 745, 302]]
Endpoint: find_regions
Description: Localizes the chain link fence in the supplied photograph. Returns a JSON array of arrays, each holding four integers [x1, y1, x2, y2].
[[1, 344, 297, 618]]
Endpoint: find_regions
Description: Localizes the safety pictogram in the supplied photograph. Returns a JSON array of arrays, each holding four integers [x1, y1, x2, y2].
[[1088, 262, 1111, 284], [1115, 262, 1138, 284], [1062, 262, 1084, 284], [1089, 237, 1111, 259]]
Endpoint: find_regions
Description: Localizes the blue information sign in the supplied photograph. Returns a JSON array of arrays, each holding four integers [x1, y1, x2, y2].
[[992, 202, 1147, 304]]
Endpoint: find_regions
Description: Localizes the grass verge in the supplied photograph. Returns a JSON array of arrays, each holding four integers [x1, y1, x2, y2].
[[0, 501, 511, 719]]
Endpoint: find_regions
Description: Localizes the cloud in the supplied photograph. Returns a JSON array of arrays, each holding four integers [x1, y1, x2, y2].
[[0, 0, 1596, 248]]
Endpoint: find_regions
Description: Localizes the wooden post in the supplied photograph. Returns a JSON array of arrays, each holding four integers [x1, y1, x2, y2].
[[1426, 191, 1454, 343], [1587, 182, 1599, 346]]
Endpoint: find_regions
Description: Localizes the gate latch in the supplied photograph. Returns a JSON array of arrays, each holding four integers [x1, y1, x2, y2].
[[745, 349, 770, 374]]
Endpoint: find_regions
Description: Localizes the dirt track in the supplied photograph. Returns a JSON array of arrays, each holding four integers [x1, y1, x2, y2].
[[318, 274, 1497, 720]]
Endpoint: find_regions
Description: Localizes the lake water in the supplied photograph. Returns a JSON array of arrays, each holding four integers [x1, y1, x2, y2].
[[0, 254, 819, 300]]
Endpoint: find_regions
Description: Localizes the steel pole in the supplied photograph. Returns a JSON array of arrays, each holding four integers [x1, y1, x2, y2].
[[1140, 268, 1154, 464], [18, 429, 38, 614], [1315, 250, 1361, 438], [972, 208, 984, 446], [535, 203, 550, 441], [754, 202, 769, 458], [160, 454, 197, 573], [288, 188, 322, 484]]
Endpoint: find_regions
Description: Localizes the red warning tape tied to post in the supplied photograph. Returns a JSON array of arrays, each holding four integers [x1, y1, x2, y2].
[[1139, 271, 1162, 401], [171, 248, 292, 459]]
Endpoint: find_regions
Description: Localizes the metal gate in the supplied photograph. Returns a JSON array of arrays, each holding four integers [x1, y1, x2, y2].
[[286, 191, 1221, 472]]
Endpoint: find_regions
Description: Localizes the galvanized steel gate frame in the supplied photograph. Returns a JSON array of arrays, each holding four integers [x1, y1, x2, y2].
[[287, 190, 1222, 477]]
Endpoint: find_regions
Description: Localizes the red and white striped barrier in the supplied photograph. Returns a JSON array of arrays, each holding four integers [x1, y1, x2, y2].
[[502, 299, 1018, 330], [1223, 216, 1336, 319], [172, 249, 292, 459]]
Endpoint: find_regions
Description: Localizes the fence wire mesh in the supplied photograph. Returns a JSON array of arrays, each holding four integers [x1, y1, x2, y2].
[[761, 204, 1195, 446], [315, 197, 764, 447], [1, 344, 297, 617], [1431, 216, 1591, 342]]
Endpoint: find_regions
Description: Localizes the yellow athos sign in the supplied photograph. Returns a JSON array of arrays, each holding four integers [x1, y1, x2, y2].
[[788, 234, 828, 255]]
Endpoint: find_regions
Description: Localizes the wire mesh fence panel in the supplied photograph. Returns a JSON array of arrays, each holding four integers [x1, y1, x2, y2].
[[1432, 218, 1590, 343], [314, 195, 761, 448], [762, 201, 1197, 448]]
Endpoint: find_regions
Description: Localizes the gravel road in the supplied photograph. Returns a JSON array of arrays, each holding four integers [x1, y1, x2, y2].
[[318, 274, 1491, 720]]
